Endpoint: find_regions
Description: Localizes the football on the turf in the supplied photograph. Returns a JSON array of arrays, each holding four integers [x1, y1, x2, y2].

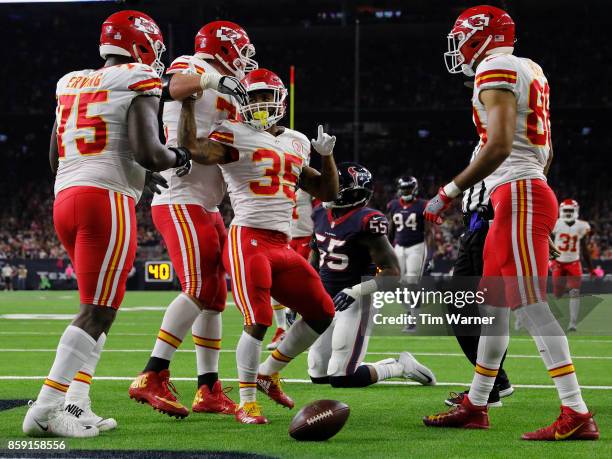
[[288, 399, 350, 441]]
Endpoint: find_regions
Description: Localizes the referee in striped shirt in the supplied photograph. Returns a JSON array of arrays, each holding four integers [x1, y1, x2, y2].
[[444, 177, 514, 407]]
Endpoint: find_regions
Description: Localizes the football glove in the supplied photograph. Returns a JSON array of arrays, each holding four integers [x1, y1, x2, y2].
[[169, 146, 192, 177], [311, 125, 336, 156], [144, 171, 168, 195], [333, 288, 356, 312], [424, 187, 453, 225], [200, 73, 248, 106]]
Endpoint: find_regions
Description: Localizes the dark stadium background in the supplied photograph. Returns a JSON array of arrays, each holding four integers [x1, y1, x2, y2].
[[0, 0, 609, 290]]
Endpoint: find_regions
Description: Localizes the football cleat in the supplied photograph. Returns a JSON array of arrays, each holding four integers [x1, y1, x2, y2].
[[445, 390, 502, 408], [424, 395, 489, 429], [521, 406, 599, 441], [256, 373, 294, 409], [266, 327, 286, 351], [23, 400, 99, 438], [567, 325, 577, 332], [235, 402, 268, 424], [64, 397, 117, 431], [192, 381, 237, 415], [399, 352, 436, 385], [128, 370, 189, 418]]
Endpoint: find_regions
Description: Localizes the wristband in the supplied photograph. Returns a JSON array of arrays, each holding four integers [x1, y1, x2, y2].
[[443, 181, 462, 199], [169, 146, 191, 168], [199, 73, 221, 91]]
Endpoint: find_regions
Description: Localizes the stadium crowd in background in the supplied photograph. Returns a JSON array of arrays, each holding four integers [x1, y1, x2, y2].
[[0, 4, 610, 265]]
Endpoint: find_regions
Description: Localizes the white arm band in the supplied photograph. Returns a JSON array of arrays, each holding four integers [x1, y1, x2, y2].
[[443, 181, 462, 199], [349, 279, 379, 297]]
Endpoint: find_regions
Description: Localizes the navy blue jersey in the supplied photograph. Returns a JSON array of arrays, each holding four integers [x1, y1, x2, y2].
[[313, 205, 388, 297], [386, 198, 426, 247]]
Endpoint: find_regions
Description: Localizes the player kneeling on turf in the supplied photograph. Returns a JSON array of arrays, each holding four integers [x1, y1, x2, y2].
[[307, 163, 436, 388], [178, 68, 339, 424]]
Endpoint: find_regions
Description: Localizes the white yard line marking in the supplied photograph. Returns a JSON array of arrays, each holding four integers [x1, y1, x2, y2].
[[0, 348, 610, 360], [0, 375, 609, 390]]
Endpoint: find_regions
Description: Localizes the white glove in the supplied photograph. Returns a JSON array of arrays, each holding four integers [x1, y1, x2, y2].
[[311, 125, 336, 156]]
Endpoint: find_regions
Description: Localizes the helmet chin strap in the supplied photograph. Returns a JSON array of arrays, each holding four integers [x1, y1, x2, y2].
[[461, 35, 493, 76]]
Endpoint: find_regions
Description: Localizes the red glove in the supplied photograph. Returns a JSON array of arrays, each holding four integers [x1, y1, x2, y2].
[[424, 187, 453, 225]]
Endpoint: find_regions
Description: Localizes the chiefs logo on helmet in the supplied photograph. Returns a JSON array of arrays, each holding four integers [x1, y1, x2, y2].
[[463, 13, 490, 31]]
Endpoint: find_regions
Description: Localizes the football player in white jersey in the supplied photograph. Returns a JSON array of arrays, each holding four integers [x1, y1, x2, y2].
[[423, 5, 598, 440], [267, 189, 317, 351], [23, 11, 192, 438], [129, 20, 255, 419], [551, 199, 594, 331], [178, 68, 339, 424]]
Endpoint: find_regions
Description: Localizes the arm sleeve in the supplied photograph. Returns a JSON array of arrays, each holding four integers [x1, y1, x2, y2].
[[474, 54, 519, 98], [126, 64, 162, 97]]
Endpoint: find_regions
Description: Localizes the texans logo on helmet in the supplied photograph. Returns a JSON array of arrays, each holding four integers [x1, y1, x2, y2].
[[347, 166, 371, 187]]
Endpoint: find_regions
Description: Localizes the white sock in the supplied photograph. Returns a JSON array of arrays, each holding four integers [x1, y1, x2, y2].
[[271, 299, 287, 330], [569, 289, 580, 327], [66, 332, 107, 401], [468, 334, 508, 406], [192, 309, 222, 375], [259, 319, 319, 375], [236, 331, 262, 406], [518, 302, 588, 413], [151, 293, 200, 361], [37, 325, 97, 406], [371, 361, 403, 381]]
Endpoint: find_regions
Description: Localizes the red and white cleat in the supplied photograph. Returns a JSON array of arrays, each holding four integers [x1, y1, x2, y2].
[[423, 395, 489, 429], [256, 373, 294, 409], [235, 402, 268, 424], [128, 370, 189, 419], [192, 380, 237, 415], [521, 406, 599, 441], [266, 328, 286, 351]]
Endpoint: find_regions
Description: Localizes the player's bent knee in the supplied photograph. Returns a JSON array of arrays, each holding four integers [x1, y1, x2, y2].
[[568, 288, 580, 298], [329, 367, 372, 388], [304, 316, 333, 335]]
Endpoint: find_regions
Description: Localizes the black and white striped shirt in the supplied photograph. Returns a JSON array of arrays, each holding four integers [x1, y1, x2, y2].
[[461, 144, 492, 213]]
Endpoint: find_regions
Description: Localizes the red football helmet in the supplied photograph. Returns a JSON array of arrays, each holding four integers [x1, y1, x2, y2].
[[560, 199, 579, 223], [445, 5, 515, 76], [239, 69, 287, 130], [100, 10, 166, 76], [194, 21, 257, 79]]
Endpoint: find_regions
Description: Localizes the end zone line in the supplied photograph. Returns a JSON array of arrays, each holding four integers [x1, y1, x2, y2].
[[0, 348, 610, 360], [0, 375, 610, 390]]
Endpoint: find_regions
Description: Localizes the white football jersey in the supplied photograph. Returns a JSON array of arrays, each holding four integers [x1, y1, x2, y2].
[[54, 63, 161, 201], [208, 120, 311, 236], [553, 219, 591, 263], [152, 56, 238, 211], [290, 189, 315, 238], [471, 53, 551, 192]]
